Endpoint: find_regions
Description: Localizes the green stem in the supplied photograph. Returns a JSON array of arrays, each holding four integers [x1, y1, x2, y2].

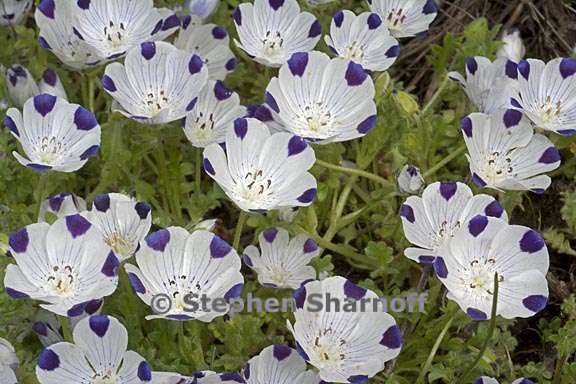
[[88, 76, 95, 112], [35, 173, 50, 220], [315, 159, 388, 186], [423, 145, 466, 179], [460, 273, 500, 382], [195, 148, 202, 193], [415, 312, 457, 384], [232, 211, 248, 250], [58, 315, 73, 343], [421, 76, 450, 115], [324, 177, 356, 242], [552, 353, 567, 384]]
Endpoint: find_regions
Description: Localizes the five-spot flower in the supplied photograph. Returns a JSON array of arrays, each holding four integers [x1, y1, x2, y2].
[[4, 214, 119, 316], [38, 192, 87, 222], [265, 51, 377, 143], [368, 0, 438, 38], [4, 94, 101, 172], [325, 10, 400, 72], [88, 193, 152, 261], [0, 0, 32, 26], [0, 337, 18, 384], [203, 117, 317, 212], [289, 276, 402, 383], [175, 15, 236, 81], [242, 345, 320, 383], [124, 227, 244, 321], [448, 56, 518, 113], [183, 80, 246, 148], [497, 29, 525, 63], [461, 109, 561, 193], [243, 228, 319, 289], [102, 41, 209, 124], [233, 0, 322, 67], [184, 0, 219, 19], [475, 377, 534, 384], [36, 315, 152, 383], [512, 58, 576, 135], [400, 181, 508, 264], [434, 216, 549, 320]]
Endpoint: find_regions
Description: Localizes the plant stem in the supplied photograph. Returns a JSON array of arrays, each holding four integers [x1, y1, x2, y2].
[[34, 173, 50, 220], [552, 353, 567, 384], [195, 148, 202, 193], [460, 273, 500, 382], [233, 211, 248, 250], [423, 145, 466, 179], [315, 159, 389, 186], [415, 311, 456, 384], [421, 76, 450, 115], [88, 76, 95, 112], [58, 315, 73, 343]]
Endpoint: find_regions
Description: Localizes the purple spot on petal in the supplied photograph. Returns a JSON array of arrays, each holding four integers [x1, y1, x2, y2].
[[538, 147, 561, 164], [38, 349, 60, 370], [74, 107, 98, 131], [348, 375, 369, 384], [344, 279, 366, 299], [4, 116, 19, 136], [93, 194, 110, 212], [519, 230, 544, 253], [80, 145, 99, 160], [243, 255, 253, 267], [558, 129, 576, 136], [265, 92, 280, 113], [9, 228, 28, 253], [434, 257, 448, 278], [400, 204, 415, 223], [460, 116, 473, 137], [357, 115, 377, 134], [128, 272, 146, 294], [189, 54, 204, 74], [145, 229, 170, 251], [5, 287, 29, 299], [505, 60, 518, 79], [33, 94, 57, 117], [423, 0, 438, 14], [367, 13, 382, 29], [42, 69, 57, 86], [273, 345, 291, 361], [232, 7, 241, 25], [225, 57, 237, 71], [32, 322, 49, 336], [186, 97, 198, 112], [162, 14, 180, 31], [102, 75, 116, 92], [141, 42, 156, 60], [294, 285, 306, 308], [466, 57, 478, 75], [234, 118, 248, 139], [263, 228, 278, 243], [89, 315, 110, 337], [77, 0, 90, 9], [303, 238, 318, 253], [511, 97, 522, 108], [503, 109, 523, 128], [101, 251, 119, 277], [224, 283, 243, 301], [268, 0, 284, 10], [288, 52, 309, 77], [135, 202, 151, 219], [138, 361, 152, 381], [65, 214, 91, 238], [559, 58, 576, 79], [297, 188, 316, 204], [345, 61, 368, 86], [203, 158, 215, 175], [288, 136, 307, 156], [38, 0, 55, 19], [518, 60, 530, 80], [468, 215, 488, 237], [334, 11, 344, 27], [484, 200, 504, 218], [523, 295, 547, 312], [467, 307, 487, 320], [210, 235, 232, 257], [214, 81, 232, 100], [380, 325, 402, 348], [308, 20, 321, 37], [472, 173, 487, 187], [385, 45, 400, 58], [439, 182, 457, 200]]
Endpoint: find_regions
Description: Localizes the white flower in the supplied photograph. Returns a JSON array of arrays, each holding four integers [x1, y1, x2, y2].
[[153, 370, 245, 383], [184, 0, 219, 19], [32, 299, 103, 346], [0, 0, 32, 26], [242, 345, 320, 383], [397, 164, 424, 194], [368, 0, 438, 38], [233, 0, 321, 67], [306, 0, 336, 5], [88, 193, 152, 261], [475, 378, 534, 384], [243, 228, 319, 289], [36, 315, 152, 383], [434, 216, 549, 320], [448, 56, 518, 113], [4, 64, 39, 107], [175, 16, 236, 81], [36, 0, 179, 68], [102, 41, 209, 125], [0, 337, 18, 384], [289, 276, 402, 382], [462, 109, 561, 193], [203, 117, 317, 212], [39, 69, 68, 100], [512, 58, 576, 135], [124, 227, 244, 321], [4, 94, 101, 172], [4, 214, 119, 316], [38, 192, 87, 222], [497, 29, 525, 63], [246, 103, 285, 133], [325, 10, 400, 72], [183, 80, 246, 148], [400, 181, 508, 264], [265, 51, 377, 143]]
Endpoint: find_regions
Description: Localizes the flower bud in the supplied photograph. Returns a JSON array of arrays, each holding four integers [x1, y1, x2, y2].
[[397, 165, 424, 194]]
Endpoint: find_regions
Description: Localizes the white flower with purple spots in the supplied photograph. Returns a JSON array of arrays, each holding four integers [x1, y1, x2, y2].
[[289, 276, 402, 383], [4, 64, 39, 107], [88, 193, 152, 261], [400, 181, 508, 264], [246, 104, 285, 133], [184, 0, 219, 19], [183, 80, 246, 148], [4, 214, 119, 317], [448, 57, 519, 113], [175, 15, 236, 81], [306, 0, 336, 5], [124, 227, 244, 321], [0, 337, 18, 384], [37, 0, 180, 67], [39, 192, 87, 222], [242, 345, 320, 383], [475, 377, 534, 384], [33, 299, 103, 346], [0, 0, 31, 26], [497, 29, 525, 63], [39, 69, 68, 100], [265, 51, 377, 143], [152, 370, 244, 384], [461, 109, 561, 193], [243, 228, 319, 289], [4, 94, 101, 172], [102, 41, 209, 125], [325, 10, 400, 72], [368, 0, 438, 38], [232, 0, 321, 67], [203, 117, 317, 212], [434, 216, 549, 320], [512, 58, 576, 135], [36, 315, 152, 383], [397, 164, 424, 194]]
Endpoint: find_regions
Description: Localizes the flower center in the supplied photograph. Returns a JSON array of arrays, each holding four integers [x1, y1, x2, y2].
[[266, 265, 290, 286], [478, 151, 514, 185], [311, 329, 345, 369], [385, 8, 408, 32], [461, 259, 504, 298], [235, 170, 273, 203], [536, 95, 562, 125], [105, 232, 133, 260], [262, 30, 284, 58], [46, 265, 77, 297], [103, 20, 126, 50], [35, 136, 65, 165], [143, 90, 169, 116], [188, 112, 216, 141], [92, 370, 118, 384], [298, 102, 333, 138], [430, 220, 461, 248], [343, 41, 365, 61]]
